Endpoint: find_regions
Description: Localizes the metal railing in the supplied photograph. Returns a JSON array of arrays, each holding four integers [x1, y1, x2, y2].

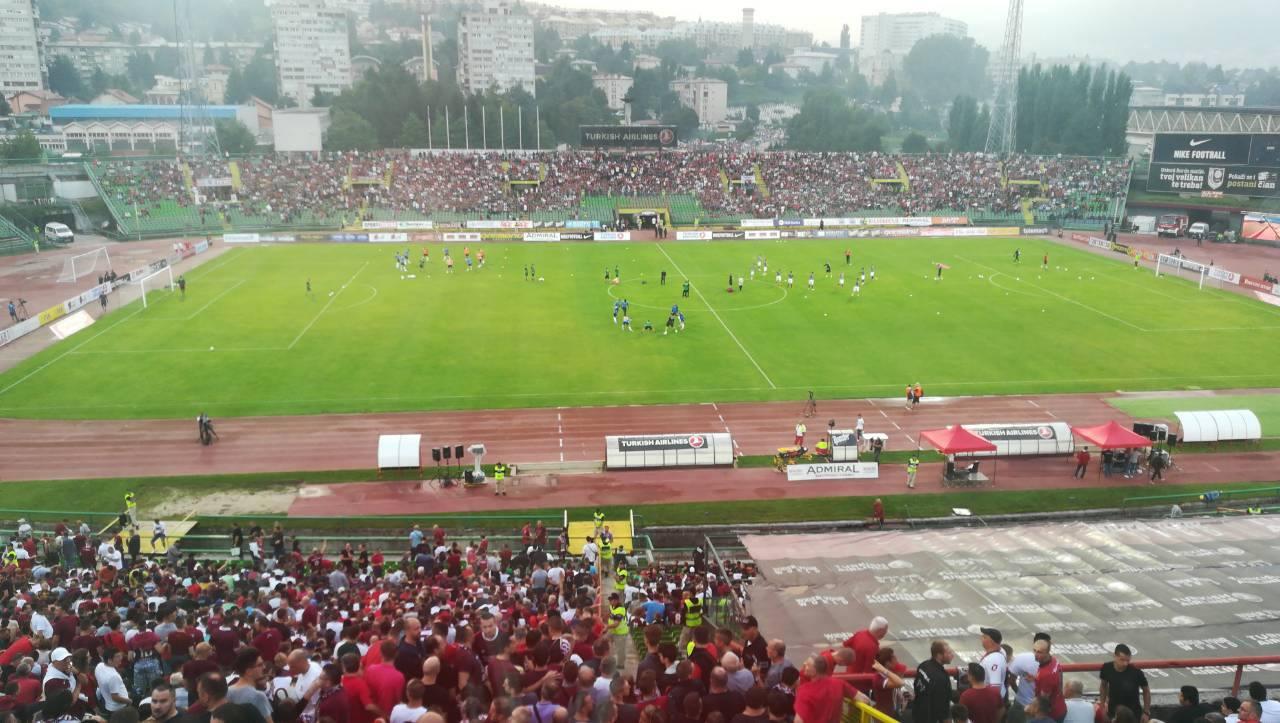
[[836, 655, 1280, 698], [1121, 486, 1280, 512], [843, 700, 899, 723], [702, 533, 746, 628]]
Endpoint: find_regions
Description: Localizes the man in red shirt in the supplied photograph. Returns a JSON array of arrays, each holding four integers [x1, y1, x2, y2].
[[959, 662, 1003, 723], [340, 653, 383, 723], [795, 656, 868, 723], [1031, 640, 1066, 721], [1073, 448, 1090, 478], [364, 639, 406, 716], [843, 616, 889, 690], [252, 616, 283, 663]]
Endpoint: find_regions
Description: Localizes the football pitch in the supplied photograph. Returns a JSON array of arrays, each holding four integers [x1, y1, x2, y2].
[[2, 237, 1279, 420]]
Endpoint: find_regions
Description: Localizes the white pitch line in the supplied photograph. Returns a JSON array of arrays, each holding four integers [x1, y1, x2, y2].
[[655, 244, 775, 389], [140, 279, 246, 321], [288, 262, 368, 350], [958, 254, 1146, 332], [0, 304, 147, 397]]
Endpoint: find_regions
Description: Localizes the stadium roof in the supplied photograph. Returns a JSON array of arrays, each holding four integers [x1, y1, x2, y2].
[[50, 105, 242, 121]]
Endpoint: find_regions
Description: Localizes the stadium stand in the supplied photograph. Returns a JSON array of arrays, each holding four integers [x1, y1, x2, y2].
[[0, 214, 33, 254], [2, 513, 1272, 723], [83, 151, 1130, 236]]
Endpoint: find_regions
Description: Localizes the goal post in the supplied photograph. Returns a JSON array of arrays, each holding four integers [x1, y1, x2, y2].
[[1155, 253, 1207, 289], [135, 265, 175, 308], [56, 246, 111, 283]]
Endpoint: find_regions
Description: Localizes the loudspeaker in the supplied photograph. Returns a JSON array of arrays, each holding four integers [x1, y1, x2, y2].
[[431, 447, 441, 462], [1132, 422, 1155, 437], [454, 444, 465, 460], [1167, 434, 1179, 447], [443, 446, 452, 460]]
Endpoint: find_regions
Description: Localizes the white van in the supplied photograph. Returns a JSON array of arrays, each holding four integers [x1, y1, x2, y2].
[[1188, 222, 1210, 240], [43, 222, 74, 244]]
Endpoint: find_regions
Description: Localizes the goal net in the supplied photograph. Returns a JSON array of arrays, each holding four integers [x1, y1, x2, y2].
[[1155, 253, 1209, 289], [56, 246, 111, 283], [135, 265, 175, 308]]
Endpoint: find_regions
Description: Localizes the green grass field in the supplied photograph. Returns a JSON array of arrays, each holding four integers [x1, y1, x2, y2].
[[1108, 393, 1280, 435], [2, 236, 1279, 420]]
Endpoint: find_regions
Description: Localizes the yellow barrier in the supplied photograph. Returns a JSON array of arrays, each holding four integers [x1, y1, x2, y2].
[[842, 699, 899, 723]]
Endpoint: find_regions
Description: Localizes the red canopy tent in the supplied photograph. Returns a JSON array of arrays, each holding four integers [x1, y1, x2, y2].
[[919, 426, 998, 485], [1073, 420, 1153, 449], [920, 426, 998, 454], [1073, 420, 1152, 478]]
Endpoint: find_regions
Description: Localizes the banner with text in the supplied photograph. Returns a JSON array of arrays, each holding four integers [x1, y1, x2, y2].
[[786, 462, 880, 481]]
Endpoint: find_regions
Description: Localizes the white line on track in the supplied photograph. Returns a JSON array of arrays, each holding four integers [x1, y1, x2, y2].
[[558, 412, 564, 462], [890, 421, 902, 430], [1028, 399, 1040, 407], [288, 262, 368, 350], [655, 243, 776, 389]]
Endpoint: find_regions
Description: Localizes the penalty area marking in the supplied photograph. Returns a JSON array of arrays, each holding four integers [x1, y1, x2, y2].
[[0, 304, 148, 398], [288, 262, 368, 350], [137, 279, 246, 321], [329, 283, 379, 313], [655, 244, 776, 389]]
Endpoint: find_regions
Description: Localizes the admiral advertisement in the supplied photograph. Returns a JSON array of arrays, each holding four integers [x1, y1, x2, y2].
[[581, 124, 678, 149], [787, 462, 879, 482], [522, 232, 561, 242], [1147, 163, 1280, 197], [605, 432, 734, 469]]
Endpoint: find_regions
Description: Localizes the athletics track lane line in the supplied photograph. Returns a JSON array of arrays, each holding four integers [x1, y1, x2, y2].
[[655, 243, 776, 389], [287, 261, 368, 350]]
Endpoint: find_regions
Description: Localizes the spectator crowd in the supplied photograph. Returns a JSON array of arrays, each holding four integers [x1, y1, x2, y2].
[[0, 514, 1263, 723], [88, 152, 1130, 228]]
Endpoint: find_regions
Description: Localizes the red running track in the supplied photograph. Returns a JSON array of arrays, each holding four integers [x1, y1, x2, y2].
[[2, 388, 1274, 484]]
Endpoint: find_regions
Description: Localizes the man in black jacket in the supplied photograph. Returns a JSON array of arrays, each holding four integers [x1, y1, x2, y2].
[[913, 639, 956, 723]]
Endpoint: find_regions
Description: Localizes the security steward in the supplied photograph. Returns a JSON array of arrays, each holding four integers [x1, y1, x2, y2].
[[124, 491, 138, 527], [679, 588, 703, 648], [607, 592, 631, 672], [599, 536, 613, 583], [493, 462, 508, 496], [614, 562, 629, 594], [593, 508, 605, 533]]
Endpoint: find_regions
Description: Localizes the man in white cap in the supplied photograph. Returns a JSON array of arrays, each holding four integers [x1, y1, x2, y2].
[[43, 648, 79, 699]]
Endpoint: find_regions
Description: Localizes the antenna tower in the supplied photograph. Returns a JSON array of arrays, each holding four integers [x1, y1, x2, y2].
[[174, 0, 222, 156], [984, 0, 1024, 154]]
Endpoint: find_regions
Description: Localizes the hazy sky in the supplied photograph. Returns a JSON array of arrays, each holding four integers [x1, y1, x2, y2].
[[547, 0, 1280, 69]]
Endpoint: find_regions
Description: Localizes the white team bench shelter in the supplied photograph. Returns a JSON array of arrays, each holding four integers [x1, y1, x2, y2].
[[1174, 410, 1262, 443], [377, 434, 422, 473], [606, 432, 734, 469]]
